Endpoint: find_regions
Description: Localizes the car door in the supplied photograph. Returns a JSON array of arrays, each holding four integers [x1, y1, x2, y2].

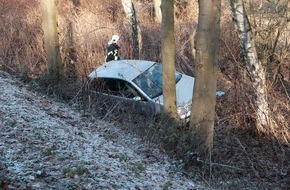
[[90, 78, 158, 117]]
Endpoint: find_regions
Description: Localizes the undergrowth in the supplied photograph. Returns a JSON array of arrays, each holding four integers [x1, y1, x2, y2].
[[0, 0, 289, 189]]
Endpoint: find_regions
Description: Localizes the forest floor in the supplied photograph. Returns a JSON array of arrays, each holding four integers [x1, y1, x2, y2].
[[0, 70, 289, 190], [0, 70, 207, 189]]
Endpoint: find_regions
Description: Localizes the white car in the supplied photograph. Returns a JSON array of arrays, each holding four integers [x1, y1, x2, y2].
[[88, 60, 194, 120]]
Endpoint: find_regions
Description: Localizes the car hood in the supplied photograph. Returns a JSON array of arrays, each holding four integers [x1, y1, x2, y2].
[[152, 74, 194, 107]]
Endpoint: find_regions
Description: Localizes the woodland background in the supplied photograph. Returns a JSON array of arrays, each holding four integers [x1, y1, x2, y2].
[[0, 0, 289, 189]]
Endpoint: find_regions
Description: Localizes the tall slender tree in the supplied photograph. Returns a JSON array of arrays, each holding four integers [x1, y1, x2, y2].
[[230, 0, 271, 133], [189, 0, 221, 155], [153, 0, 162, 23], [40, 0, 63, 83], [121, 0, 142, 59], [161, 0, 177, 119], [65, 22, 77, 79], [65, 0, 79, 79]]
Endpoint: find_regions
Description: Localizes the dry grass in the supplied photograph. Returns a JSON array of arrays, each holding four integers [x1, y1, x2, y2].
[[0, 0, 46, 79], [0, 0, 289, 189]]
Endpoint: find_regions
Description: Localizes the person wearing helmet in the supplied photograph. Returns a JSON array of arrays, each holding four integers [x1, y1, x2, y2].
[[106, 35, 121, 62]]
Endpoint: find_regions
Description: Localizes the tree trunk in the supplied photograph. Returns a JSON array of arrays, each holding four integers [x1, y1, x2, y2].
[[230, 0, 271, 133], [40, 0, 63, 83], [121, 0, 142, 59], [161, 0, 178, 119], [66, 22, 77, 79], [153, 0, 162, 23], [189, 0, 221, 156]]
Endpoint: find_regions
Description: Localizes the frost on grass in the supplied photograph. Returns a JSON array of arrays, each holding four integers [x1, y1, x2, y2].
[[0, 71, 205, 189]]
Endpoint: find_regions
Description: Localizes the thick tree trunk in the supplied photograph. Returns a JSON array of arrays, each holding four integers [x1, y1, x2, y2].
[[189, 0, 221, 156], [121, 0, 142, 59], [230, 0, 270, 133], [161, 0, 177, 119], [40, 0, 63, 83]]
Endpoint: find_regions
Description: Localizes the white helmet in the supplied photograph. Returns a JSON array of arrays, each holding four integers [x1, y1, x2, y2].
[[111, 34, 120, 43]]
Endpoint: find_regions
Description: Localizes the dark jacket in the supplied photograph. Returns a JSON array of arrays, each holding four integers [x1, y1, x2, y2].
[[106, 43, 120, 62]]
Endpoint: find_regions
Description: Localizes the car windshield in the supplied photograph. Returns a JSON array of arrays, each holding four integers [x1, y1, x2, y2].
[[132, 63, 182, 99]]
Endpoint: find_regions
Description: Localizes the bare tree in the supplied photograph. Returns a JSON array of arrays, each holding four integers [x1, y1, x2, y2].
[[189, 0, 221, 155], [121, 0, 142, 59], [153, 0, 162, 23], [65, 22, 77, 79], [40, 0, 63, 83], [230, 0, 271, 133], [65, 1, 79, 79], [161, 0, 178, 119], [247, 1, 289, 82]]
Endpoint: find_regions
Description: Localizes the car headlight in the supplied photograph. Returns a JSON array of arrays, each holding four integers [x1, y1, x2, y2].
[[177, 105, 191, 120]]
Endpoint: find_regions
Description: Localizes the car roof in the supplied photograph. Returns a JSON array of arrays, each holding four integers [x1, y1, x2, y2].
[[88, 60, 155, 81]]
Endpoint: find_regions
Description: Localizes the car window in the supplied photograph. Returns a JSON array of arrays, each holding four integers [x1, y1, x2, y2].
[[91, 78, 144, 100], [132, 63, 182, 99], [90, 78, 117, 95], [117, 80, 140, 98]]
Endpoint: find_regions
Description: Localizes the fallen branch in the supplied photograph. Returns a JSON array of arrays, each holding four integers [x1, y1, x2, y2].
[[235, 137, 260, 178], [196, 157, 243, 171]]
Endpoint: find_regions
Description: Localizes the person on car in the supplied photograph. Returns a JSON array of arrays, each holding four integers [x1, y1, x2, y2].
[[106, 35, 121, 62]]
